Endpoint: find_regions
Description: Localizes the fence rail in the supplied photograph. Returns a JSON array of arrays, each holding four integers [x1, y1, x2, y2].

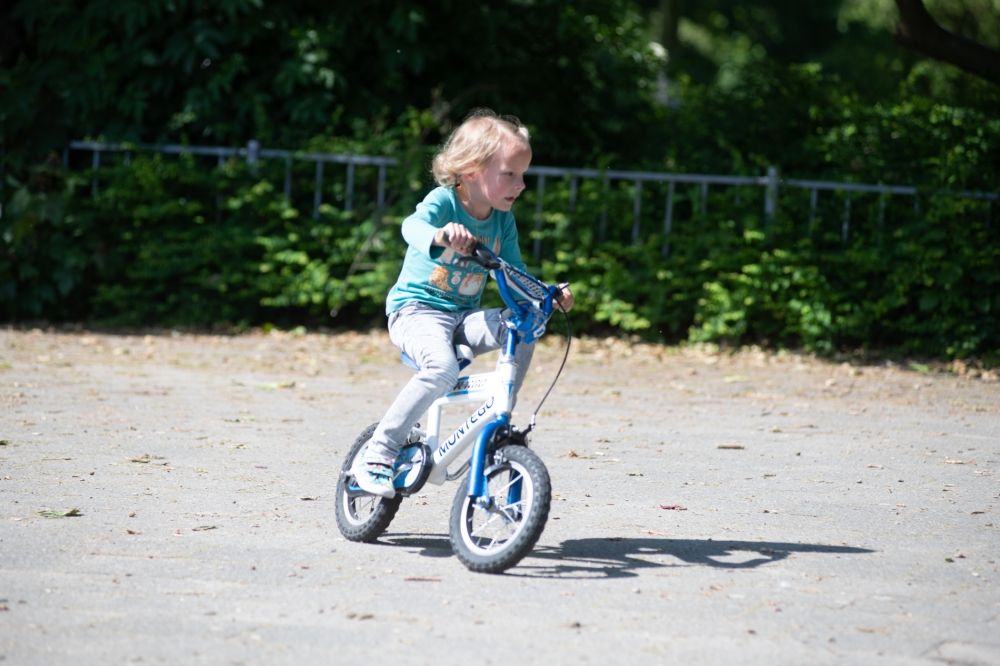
[[65, 139, 997, 259]]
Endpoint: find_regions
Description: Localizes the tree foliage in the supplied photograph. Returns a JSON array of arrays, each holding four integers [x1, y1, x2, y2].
[[1, 1, 998, 360], [2, 0, 664, 167]]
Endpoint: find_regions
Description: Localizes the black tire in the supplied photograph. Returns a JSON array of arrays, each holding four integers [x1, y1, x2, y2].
[[448, 444, 551, 574], [335, 422, 403, 542]]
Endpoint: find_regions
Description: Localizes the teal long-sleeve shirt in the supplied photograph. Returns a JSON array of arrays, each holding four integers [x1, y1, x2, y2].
[[384, 186, 528, 315]]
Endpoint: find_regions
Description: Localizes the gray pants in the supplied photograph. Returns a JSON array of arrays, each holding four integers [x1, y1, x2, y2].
[[364, 303, 535, 463]]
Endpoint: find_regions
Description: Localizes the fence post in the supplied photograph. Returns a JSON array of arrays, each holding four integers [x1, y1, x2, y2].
[[662, 181, 675, 258], [599, 174, 609, 242], [842, 194, 852, 243], [631, 180, 642, 245], [764, 165, 779, 223], [376, 164, 387, 211], [808, 189, 818, 235], [283, 157, 292, 201], [246, 140, 259, 175], [345, 162, 355, 212], [91, 149, 101, 197], [313, 161, 324, 220]]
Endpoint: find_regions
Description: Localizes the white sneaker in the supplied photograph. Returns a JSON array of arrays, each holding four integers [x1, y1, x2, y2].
[[350, 458, 396, 499]]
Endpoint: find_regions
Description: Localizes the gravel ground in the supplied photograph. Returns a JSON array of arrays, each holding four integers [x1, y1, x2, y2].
[[1, 327, 998, 665]]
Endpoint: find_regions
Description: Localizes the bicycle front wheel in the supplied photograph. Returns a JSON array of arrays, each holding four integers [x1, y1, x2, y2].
[[449, 444, 551, 574]]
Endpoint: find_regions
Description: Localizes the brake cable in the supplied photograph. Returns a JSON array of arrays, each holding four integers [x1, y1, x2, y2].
[[525, 300, 572, 434]]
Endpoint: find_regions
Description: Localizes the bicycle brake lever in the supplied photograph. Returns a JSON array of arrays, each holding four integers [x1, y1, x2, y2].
[[472, 244, 501, 269], [455, 243, 500, 270]]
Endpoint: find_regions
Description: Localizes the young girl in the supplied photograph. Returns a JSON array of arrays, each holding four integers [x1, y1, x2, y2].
[[352, 108, 574, 498]]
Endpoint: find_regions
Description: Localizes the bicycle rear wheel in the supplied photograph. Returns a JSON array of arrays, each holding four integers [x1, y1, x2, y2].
[[335, 422, 402, 542], [449, 444, 551, 574]]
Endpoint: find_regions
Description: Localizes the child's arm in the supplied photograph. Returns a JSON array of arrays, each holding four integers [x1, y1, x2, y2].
[[401, 189, 476, 257]]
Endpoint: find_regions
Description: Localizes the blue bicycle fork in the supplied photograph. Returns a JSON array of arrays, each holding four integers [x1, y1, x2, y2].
[[466, 331, 522, 506]]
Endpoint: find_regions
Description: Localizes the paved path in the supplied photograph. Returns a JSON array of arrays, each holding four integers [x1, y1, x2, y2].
[[1, 328, 998, 665]]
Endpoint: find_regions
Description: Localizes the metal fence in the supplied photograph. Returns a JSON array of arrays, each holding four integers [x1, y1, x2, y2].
[[66, 139, 997, 260], [67, 140, 397, 217]]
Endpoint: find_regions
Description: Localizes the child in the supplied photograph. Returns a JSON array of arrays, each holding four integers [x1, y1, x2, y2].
[[352, 108, 574, 498]]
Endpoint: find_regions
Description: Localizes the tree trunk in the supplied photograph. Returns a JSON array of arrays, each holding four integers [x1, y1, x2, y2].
[[659, 0, 682, 60], [893, 0, 1000, 85]]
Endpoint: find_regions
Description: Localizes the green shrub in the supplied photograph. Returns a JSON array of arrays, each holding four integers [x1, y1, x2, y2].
[[2, 63, 997, 361], [1, 161, 95, 320]]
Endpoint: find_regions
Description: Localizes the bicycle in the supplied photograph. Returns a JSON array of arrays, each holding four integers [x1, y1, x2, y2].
[[334, 244, 571, 573]]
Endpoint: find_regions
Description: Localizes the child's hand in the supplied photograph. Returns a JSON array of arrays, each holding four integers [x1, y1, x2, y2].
[[555, 282, 574, 312], [434, 223, 477, 255]]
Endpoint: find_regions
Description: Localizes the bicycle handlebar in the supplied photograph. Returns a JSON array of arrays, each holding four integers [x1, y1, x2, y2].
[[461, 244, 558, 304], [457, 243, 565, 344]]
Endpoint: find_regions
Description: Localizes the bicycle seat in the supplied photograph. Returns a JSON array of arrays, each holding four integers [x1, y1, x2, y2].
[[400, 344, 474, 372]]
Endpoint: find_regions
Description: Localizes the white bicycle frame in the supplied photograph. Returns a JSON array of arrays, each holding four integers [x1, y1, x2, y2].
[[415, 340, 519, 488]]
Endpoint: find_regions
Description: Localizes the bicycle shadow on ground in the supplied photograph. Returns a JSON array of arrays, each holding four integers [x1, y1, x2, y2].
[[379, 534, 874, 579], [518, 537, 875, 579]]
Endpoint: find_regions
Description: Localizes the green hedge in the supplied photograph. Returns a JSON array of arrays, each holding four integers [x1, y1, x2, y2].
[[3, 68, 998, 362], [3, 150, 995, 361]]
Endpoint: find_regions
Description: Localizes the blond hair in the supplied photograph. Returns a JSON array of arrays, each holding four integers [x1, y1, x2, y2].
[[431, 108, 531, 187]]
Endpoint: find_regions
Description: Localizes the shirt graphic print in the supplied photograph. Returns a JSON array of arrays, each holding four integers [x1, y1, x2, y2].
[[428, 240, 494, 298]]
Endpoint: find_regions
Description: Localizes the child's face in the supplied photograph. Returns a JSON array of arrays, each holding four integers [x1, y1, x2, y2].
[[465, 142, 532, 216]]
